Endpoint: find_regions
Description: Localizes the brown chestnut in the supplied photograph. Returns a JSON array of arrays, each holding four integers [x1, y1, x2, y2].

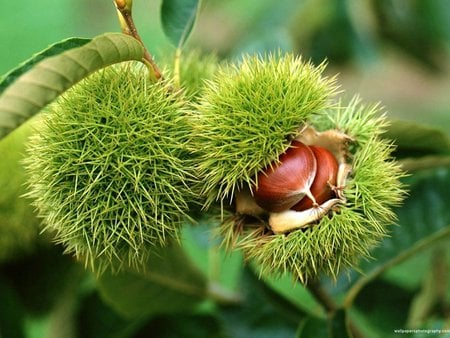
[[253, 141, 317, 212], [292, 145, 338, 211], [291, 146, 339, 211]]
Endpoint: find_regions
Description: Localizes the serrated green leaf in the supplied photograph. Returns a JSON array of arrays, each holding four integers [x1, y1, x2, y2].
[[0, 33, 145, 140], [384, 119, 450, 157], [347, 308, 387, 338], [97, 243, 207, 319], [345, 168, 450, 307], [382, 246, 434, 291], [161, 0, 200, 47], [0, 37, 90, 95]]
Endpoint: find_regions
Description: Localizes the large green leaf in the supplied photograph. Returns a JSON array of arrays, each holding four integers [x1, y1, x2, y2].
[[0, 33, 145, 140], [406, 249, 448, 328], [372, 0, 450, 71], [349, 262, 450, 338], [97, 243, 207, 319], [161, 0, 200, 48], [384, 119, 450, 158], [344, 167, 450, 307], [0, 38, 90, 95], [259, 271, 324, 318], [182, 221, 243, 293]]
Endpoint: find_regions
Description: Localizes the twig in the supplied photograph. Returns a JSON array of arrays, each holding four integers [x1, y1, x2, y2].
[[114, 0, 163, 80], [344, 227, 450, 308]]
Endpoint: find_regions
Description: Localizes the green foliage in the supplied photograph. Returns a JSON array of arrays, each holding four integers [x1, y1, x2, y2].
[[0, 278, 25, 338], [344, 167, 450, 307], [1, 245, 79, 316], [193, 52, 337, 206], [0, 120, 41, 262], [384, 120, 450, 172], [177, 50, 219, 99], [384, 119, 450, 158], [161, 0, 201, 48], [97, 243, 207, 318], [295, 0, 362, 66], [217, 269, 300, 338], [76, 292, 142, 338], [24, 62, 197, 274], [0, 38, 90, 95], [135, 313, 225, 338], [0, 33, 144, 139], [372, 0, 450, 71], [1, 1, 450, 338], [298, 309, 352, 338], [351, 279, 414, 336], [161, 49, 219, 99]]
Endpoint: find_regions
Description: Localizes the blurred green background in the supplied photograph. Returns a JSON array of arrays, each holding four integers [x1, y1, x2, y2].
[[1, 0, 450, 133], [1, 1, 450, 337]]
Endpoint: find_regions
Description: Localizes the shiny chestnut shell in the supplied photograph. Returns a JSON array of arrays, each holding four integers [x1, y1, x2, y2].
[[292, 145, 338, 211], [253, 141, 317, 212]]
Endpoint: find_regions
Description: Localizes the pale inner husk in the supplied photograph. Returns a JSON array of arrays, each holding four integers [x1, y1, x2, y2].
[[235, 125, 353, 234]]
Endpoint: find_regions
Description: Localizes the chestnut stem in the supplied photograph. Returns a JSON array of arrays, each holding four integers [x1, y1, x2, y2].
[[114, 0, 163, 80]]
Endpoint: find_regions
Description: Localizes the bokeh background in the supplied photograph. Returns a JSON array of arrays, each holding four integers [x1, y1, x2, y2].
[[1, 1, 450, 337], [1, 0, 450, 132]]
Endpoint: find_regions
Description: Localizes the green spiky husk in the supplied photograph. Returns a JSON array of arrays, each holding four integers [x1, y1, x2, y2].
[[219, 97, 405, 282], [24, 62, 197, 273], [161, 50, 219, 100], [192, 53, 338, 207]]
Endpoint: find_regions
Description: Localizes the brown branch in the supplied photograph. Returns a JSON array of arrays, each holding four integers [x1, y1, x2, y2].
[[114, 0, 163, 80]]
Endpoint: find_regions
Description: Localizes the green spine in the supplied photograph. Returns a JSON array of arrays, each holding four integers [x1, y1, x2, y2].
[[25, 62, 197, 273]]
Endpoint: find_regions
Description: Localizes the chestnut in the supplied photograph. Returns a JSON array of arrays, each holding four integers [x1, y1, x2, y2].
[[253, 141, 317, 212], [291, 145, 338, 211]]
